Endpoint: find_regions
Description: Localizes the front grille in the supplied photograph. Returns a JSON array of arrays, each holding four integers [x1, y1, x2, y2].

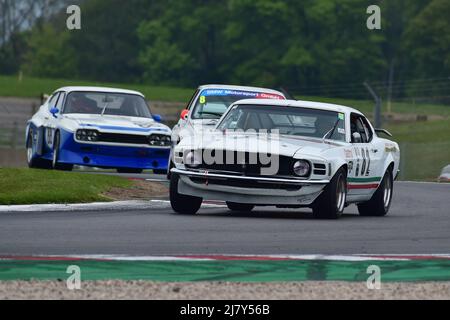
[[194, 150, 294, 176], [98, 133, 149, 145], [189, 177, 302, 191], [313, 163, 327, 175]]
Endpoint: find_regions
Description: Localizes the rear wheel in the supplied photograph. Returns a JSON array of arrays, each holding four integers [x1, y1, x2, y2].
[[358, 169, 393, 217], [116, 168, 143, 174], [26, 131, 51, 169], [52, 132, 73, 171], [170, 173, 202, 215], [226, 202, 255, 212], [312, 168, 347, 219]]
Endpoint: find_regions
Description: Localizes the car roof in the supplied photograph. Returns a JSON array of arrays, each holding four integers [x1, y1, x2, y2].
[[198, 84, 285, 96], [231, 99, 365, 116], [55, 86, 145, 97]]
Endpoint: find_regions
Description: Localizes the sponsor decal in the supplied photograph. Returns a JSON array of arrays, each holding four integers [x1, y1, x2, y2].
[[201, 89, 284, 100]]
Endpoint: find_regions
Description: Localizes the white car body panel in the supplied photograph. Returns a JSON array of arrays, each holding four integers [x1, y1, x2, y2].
[[172, 99, 400, 207]]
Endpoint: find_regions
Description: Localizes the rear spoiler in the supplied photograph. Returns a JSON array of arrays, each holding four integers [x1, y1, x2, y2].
[[375, 128, 393, 137]]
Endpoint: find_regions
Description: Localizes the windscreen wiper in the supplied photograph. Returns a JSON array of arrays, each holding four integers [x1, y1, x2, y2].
[[322, 118, 340, 142]]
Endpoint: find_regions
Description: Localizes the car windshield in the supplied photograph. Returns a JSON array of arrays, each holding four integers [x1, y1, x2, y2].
[[191, 89, 285, 120], [63, 92, 152, 118], [217, 104, 347, 142]]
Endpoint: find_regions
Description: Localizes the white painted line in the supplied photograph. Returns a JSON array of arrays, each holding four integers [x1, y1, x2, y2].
[[0, 199, 226, 213], [4, 254, 449, 262], [0, 200, 164, 213]]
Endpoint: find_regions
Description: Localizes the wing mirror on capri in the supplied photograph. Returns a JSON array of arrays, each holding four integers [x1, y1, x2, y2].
[[50, 107, 59, 118], [152, 114, 162, 123], [352, 132, 362, 143], [180, 109, 189, 120]]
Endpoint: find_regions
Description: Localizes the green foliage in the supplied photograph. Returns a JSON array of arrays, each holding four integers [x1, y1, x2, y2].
[[0, 0, 448, 100], [22, 25, 77, 78]]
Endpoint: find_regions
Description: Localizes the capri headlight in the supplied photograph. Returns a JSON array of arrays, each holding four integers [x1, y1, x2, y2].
[[293, 160, 311, 177], [149, 134, 171, 147], [76, 129, 99, 142]]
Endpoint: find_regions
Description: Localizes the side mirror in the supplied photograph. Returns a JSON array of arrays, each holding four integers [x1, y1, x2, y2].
[[153, 114, 162, 123], [352, 132, 362, 143], [180, 109, 189, 120], [50, 107, 59, 118]]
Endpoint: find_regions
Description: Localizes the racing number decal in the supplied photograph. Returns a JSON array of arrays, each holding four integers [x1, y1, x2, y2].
[[353, 147, 371, 177], [365, 148, 371, 176], [199, 96, 206, 104]]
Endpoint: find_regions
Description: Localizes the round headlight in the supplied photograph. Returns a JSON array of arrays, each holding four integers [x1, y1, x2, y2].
[[293, 160, 311, 177], [184, 151, 201, 168]]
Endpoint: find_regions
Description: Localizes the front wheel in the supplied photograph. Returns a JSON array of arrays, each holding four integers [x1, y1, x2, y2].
[[312, 168, 347, 219], [358, 169, 393, 217], [226, 202, 255, 212], [170, 173, 202, 215], [52, 131, 73, 171]]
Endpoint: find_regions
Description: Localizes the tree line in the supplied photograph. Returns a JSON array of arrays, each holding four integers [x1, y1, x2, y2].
[[1, 0, 449, 100]]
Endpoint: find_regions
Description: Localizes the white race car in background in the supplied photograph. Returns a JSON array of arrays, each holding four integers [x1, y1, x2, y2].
[[168, 84, 286, 176], [25, 87, 171, 174], [170, 99, 400, 219]]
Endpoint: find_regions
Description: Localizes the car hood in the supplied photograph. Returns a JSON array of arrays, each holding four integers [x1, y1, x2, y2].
[[182, 132, 343, 158], [61, 114, 171, 133]]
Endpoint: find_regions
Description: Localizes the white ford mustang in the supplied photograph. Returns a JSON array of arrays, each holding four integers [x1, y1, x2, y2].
[[170, 99, 400, 219]]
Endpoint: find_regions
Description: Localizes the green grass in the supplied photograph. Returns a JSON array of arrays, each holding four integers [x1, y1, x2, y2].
[[300, 96, 450, 117], [0, 74, 193, 102], [2, 74, 450, 116], [385, 119, 450, 181], [0, 168, 132, 205]]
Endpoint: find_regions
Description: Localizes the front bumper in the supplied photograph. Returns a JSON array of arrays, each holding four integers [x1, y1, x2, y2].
[[172, 168, 329, 206], [58, 131, 170, 169]]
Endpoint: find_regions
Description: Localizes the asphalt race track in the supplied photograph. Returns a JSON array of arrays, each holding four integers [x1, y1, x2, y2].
[[0, 181, 449, 256]]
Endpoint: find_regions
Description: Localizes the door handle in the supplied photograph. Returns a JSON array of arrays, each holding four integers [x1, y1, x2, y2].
[[371, 149, 378, 153]]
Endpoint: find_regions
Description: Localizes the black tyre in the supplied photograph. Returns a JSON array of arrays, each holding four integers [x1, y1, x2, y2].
[[153, 169, 168, 175], [358, 169, 393, 217], [226, 202, 255, 212], [116, 168, 143, 174], [26, 131, 51, 169], [52, 132, 73, 171], [312, 167, 347, 219], [166, 159, 175, 180], [170, 173, 202, 215]]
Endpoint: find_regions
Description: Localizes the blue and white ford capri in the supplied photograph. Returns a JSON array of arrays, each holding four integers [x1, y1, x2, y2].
[[25, 86, 171, 174]]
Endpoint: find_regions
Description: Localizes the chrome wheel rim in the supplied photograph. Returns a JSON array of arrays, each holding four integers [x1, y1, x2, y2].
[[336, 175, 347, 213], [27, 145, 33, 163], [383, 174, 392, 209]]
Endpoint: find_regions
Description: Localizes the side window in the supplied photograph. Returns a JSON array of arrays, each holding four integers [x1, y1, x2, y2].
[[56, 92, 66, 111], [351, 114, 371, 143], [186, 89, 200, 111], [47, 93, 60, 111], [360, 116, 373, 142]]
